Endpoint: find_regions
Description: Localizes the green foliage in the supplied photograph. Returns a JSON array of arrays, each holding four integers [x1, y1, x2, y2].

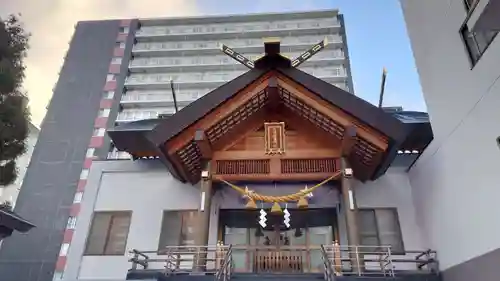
[[0, 14, 30, 187]]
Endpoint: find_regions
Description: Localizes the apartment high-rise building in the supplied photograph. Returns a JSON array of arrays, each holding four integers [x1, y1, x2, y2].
[[0, 9, 434, 281], [114, 10, 353, 128]]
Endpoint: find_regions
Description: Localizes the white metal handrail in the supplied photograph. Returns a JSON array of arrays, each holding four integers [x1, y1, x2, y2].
[[322, 243, 438, 277], [320, 245, 336, 281], [129, 244, 438, 277], [129, 245, 231, 275], [215, 245, 233, 281]]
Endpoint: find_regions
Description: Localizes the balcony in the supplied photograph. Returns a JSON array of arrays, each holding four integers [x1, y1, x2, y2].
[[466, 0, 500, 32], [120, 89, 211, 108], [124, 67, 347, 90], [127, 245, 439, 280], [132, 35, 343, 56], [129, 50, 345, 73], [135, 19, 341, 41]]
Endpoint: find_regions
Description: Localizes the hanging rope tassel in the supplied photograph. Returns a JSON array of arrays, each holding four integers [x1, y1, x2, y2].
[[297, 196, 308, 209], [221, 170, 341, 203], [271, 202, 282, 213], [245, 198, 257, 209]]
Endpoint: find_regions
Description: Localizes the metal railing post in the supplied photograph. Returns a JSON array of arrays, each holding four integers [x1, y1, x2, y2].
[[386, 246, 395, 277], [355, 246, 361, 276], [131, 251, 138, 270]]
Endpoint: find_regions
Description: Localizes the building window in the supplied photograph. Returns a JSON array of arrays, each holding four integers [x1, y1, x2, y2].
[[59, 243, 70, 256], [116, 42, 126, 49], [463, 0, 478, 11], [99, 108, 110, 118], [104, 91, 115, 99], [84, 211, 132, 255], [460, 25, 498, 66], [106, 74, 116, 82], [119, 26, 129, 34], [67, 216, 77, 229], [86, 148, 95, 158], [79, 169, 89, 180], [73, 192, 83, 203], [93, 128, 106, 137], [53, 271, 63, 280], [158, 211, 197, 251], [358, 208, 405, 254], [111, 57, 122, 65]]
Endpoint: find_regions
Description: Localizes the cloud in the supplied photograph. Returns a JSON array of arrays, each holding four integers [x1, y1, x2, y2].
[[1, 0, 200, 125]]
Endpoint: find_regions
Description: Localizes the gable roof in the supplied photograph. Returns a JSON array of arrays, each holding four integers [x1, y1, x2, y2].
[[110, 42, 419, 182]]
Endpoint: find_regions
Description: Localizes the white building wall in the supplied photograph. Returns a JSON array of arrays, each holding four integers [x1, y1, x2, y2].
[[63, 161, 219, 280], [401, 0, 500, 271], [337, 168, 424, 271], [64, 160, 423, 280]]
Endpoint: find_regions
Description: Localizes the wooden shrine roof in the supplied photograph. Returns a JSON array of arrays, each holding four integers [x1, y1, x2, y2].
[[108, 42, 423, 183]]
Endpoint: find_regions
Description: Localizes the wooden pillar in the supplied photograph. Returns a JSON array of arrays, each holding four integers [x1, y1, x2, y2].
[[194, 161, 213, 271], [340, 157, 364, 274]]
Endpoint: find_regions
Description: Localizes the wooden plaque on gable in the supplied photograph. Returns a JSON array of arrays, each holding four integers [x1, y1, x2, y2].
[[264, 122, 286, 154]]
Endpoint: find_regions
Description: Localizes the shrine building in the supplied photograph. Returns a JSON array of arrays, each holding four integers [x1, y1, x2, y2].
[[51, 38, 436, 281]]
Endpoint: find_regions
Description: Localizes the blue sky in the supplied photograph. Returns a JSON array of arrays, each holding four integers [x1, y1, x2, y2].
[[194, 0, 426, 111]]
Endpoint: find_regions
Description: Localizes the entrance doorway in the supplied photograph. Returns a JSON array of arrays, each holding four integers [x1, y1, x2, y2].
[[219, 208, 338, 273]]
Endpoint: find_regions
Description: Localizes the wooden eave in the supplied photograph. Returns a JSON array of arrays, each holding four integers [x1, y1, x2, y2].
[[160, 71, 398, 184]]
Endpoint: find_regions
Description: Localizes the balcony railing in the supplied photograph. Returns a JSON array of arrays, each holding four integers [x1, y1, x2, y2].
[[124, 67, 346, 90], [130, 50, 344, 70], [120, 81, 349, 108], [128, 244, 438, 278], [135, 19, 340, 39], [133, 35, 342, 54], [121, 90, 209, 104], [323, 243, 438, 276]]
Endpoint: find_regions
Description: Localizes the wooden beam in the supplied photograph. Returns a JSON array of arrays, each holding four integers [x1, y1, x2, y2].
[[166, 71, 276, 155], [212, 172, 338, 182], [213, 149, 341, 160], [194, 130, 212, 159], [341, 126, 357, 157], [276, 75, 388, 151], [267, 76, 281, 110]]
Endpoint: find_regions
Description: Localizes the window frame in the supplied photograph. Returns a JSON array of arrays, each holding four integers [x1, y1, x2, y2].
[[463, 0, 478, 12], [358, 207, 405, 255], [84, 211, 132, 256], [157, 210, 198, 254], [67, 216, 77, 229], [119, 26, 129, 34], [111, 57, 122, 65], [79, 169, 89, 180], [86, 148, 95, 158], [93, 128, 106, 137], [460, 5, 498, 67], [99, 108, 111, 118]]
